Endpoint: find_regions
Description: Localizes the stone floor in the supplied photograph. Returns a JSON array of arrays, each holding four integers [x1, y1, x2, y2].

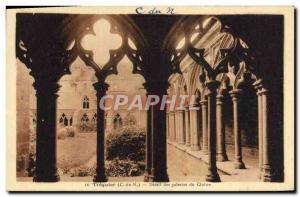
[[167, 140, 260, 182], [17, 141, 260, 182]]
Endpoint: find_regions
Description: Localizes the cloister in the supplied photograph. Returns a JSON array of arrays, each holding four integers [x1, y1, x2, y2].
[[16, 13, 283, 182]]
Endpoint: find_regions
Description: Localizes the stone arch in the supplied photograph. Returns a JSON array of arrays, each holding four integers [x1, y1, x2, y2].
[[164, 15, 273, 182], [113, 113, 123, 131], [56, 15, 148, 82], [14, 13, 281, 183], [55, 15, 149, 182]]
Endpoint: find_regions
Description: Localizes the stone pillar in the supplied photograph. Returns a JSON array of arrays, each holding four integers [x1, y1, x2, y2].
[[93, 82, 108, 182], [258, 93, 263, 178], [149, 93, 169, 182], [177, 109, 185, 145], [184, 108, 191, 146], [166, 112, 170, 139], [190, 104, 200, 151], [200, 99, 208, 153], [216, 95, 228, 161], [230, 89, 246, 169], [174, 111, 179, 143], [144, 100, 153, 181], [205, 80, 221, 182], [254, 81, 263, 179], [260, 88, 273, 181], [169, 111, 176, 141], [33, 81, 60, 182]]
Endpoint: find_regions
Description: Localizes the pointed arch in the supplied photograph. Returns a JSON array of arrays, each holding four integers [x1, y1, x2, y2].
[[59, 113, 69, 126], [82, 96, 90, 109], [113, 113, 123, 131]]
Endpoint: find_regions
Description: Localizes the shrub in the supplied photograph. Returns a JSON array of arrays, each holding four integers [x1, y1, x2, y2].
[[77, 122, 96, 133], [69, 166, 96, 177], [57, 127, 67, 140], [106, 126, 146, 161], [65, 126, 76, 137], [57, 158, 72, 175], [57, 126, 76, 139], [106, 159, 145, 177]]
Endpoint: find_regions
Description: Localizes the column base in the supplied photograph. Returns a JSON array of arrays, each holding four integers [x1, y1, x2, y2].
[[179, 141, 185, 145], [234, 161, 246, 169], [191, 145, 200, 151], [33, 173, 60, 182], [205, 172, 221, 182], [202, 149, 208, 155], [144, 171, 150, 182], [261, 165, 273, 182], [149, 168, 169, 182], [185, 143, 191, 147], [258, 169, 263, 179], [262, 174, 273, 182], [202, 145, 208, 153], [93, 170, 108, 182], [217, 153, 228, 162], [149, 174, 169, 182]]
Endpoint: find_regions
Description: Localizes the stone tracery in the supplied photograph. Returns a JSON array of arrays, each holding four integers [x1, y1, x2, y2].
[[16, 14, 281, 183]]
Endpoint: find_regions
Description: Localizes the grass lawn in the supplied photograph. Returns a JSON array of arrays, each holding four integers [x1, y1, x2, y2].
[[57, 132, 96, 169]]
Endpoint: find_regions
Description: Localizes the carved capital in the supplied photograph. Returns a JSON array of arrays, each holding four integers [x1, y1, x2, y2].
[[205, 80, 220, 95], [257, 88, 269, 96], [93, 82, 109, 97], [169, 110, 175, 115], [200, 99, 207, 107], [229, 89, 242, 101], [33, 80, 61, 97], [17, 38, 79, 84], [176, 109, 185, 113], [184, 106, 190, 112], [143, 80, 169, 95], [253, 79, 269, 96], [216, 94, 224, 105]]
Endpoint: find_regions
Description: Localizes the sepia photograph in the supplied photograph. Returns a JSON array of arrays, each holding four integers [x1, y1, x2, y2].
[[5, 6, 295, 192]]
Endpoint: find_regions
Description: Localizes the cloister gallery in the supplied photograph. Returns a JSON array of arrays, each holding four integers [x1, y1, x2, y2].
[[16, 14, 283, 182]]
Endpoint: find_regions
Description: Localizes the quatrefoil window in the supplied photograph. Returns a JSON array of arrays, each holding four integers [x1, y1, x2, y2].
[[81, 19, 122, 69]]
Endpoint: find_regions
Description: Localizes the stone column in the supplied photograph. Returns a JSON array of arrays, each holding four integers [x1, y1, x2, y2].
[[174, 111, 179, 143], [169, 111, 175, 141], [260, 88, 273, 181], [149, 93, 169, 182], [144, 99, 153, 181], [254, 81, 263, 179], [33, 81, 60, 182], [177, 109, 185, 144], [200, 99, 208, 154], [190, 104, 200, 151], [205, 80, 221, 182], [166, 112, 170, 139], [230, 89, 246, 169], [93, 82, 109, 182], [216, 95, 228, 161], [184, 107, 191, 146], [258, 93, 263, 178]]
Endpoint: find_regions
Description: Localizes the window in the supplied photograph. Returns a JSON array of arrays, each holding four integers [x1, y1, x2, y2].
[[69, 117, 73, 126], [59, 113, 68, 126], [92, 113, 97, 122], [83, 96, 89, 109], [113, 113, 122, 130], [81, 113, 89, 123]]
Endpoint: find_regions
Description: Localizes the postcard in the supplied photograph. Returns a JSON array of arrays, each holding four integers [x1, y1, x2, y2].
[[6, 6, 295, 192]]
